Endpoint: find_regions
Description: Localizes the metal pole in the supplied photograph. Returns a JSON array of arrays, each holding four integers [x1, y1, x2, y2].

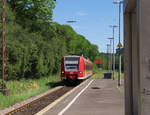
[[108, 45, 110, 72], [1, 0, 7, 95], [113, 27, 115, 80], [107, 44, 109, 70], [113, 0, 127, 86], [110, 39, 112, 72], [107, 44, 110, 70], [109, 25, 118, 80], [109, 44, 111, 71], [118, 2, 121, 86]]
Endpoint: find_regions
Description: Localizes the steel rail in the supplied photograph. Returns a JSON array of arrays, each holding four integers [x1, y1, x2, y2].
[[5, 86, 65, 115]]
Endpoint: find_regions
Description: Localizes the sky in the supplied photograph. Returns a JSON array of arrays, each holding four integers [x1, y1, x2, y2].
[[53, 0, 124, 53]]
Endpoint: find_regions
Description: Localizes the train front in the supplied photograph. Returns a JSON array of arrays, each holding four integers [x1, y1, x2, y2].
[[61, 56, 82, 82]]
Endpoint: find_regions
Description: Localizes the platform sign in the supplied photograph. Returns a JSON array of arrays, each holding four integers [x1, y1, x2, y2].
[[116, 47, 124, 54], [117, 42, 122, 48]]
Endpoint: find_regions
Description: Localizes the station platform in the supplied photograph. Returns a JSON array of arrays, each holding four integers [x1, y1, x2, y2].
[[37, 79, 124, 115]]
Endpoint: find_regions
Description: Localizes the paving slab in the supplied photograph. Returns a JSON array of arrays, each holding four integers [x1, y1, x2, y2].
[[42, 79, 124, 115]]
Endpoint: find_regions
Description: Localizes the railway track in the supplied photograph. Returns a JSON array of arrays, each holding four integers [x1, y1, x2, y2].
[[5, 86, 74, 115]]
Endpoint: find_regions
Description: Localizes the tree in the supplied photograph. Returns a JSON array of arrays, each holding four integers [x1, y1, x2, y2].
[[7, 0, 56, 29], [0, 2, 101, 80]]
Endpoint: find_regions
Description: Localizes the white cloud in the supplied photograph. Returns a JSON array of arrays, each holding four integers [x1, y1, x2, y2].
[[76, 11, 88, 16], [72, 25, 88, 30], [72, 25, 81, 29]]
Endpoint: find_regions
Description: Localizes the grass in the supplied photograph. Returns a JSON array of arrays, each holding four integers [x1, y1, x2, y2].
[[0, 75, 61, 109], [0, 70, 124, 109], [91, 69, 124, 79]]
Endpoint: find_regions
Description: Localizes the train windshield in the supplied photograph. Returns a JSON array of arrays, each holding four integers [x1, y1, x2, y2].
[[65, 57, 80, 71]]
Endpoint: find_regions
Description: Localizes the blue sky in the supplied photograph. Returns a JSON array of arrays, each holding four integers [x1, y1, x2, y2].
[[53, 0, 124, 52]]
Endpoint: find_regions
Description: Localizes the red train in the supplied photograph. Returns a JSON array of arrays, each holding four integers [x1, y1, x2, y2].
[[61, 55, 93, 82]]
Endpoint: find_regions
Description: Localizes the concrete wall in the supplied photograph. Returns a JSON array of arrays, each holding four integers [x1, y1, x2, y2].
[[124, 8, 140, 115], [131, 9, 140, 115], [138, 0, 150, 114], [124, 0, 150, 115], [124, 12, 133, 115]]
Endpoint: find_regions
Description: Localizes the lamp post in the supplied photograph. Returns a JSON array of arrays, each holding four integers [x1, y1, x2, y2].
[[109, 25, 118, 80], [113, 0, 126, 86], [106, 44, 111, 71], [107, 38, 113, 73]]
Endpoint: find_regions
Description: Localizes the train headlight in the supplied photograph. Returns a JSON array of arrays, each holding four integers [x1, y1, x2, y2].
[[62, 71, 65, 74], [79, 71, 82, 74]]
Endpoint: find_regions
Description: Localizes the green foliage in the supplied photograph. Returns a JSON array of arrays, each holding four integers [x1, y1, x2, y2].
[[69, 34, 99, 62], [90, 69, 124, 79], [92, 63, 99, 73], [7, 0, 56, 23], [98, 53, 108, 69], [0, 75, 61, 109], [96, 52, 124, 71], [0, 2, 100, 80]]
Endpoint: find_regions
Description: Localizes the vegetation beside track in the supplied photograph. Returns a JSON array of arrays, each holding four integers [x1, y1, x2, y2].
[[0, 3, 100, 81], [91, 70, 124, 79], [0, 70, 124, 109], [0, 75, 61, 109]]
